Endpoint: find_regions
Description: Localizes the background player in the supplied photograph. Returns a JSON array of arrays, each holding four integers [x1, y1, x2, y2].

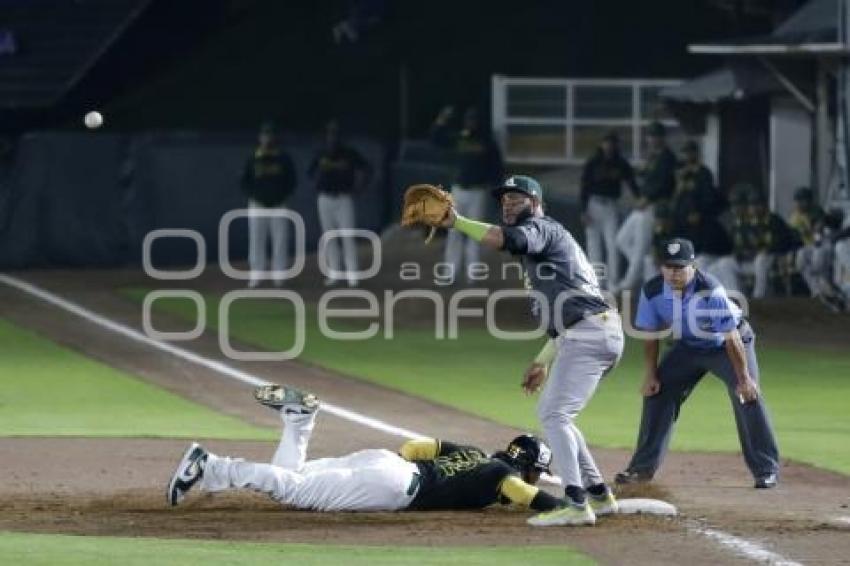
[[167, 385, 614, 523], [437, 175, 624, 526], [308, 119, 372, 287], [240, 121, 298, 288], [579, 130, 639, 291], [429, 106, 503, 285]]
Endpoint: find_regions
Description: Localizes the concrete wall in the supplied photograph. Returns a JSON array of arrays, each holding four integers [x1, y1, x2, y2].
[[0, 132, 388, 268], [770, 96, 812, 217]]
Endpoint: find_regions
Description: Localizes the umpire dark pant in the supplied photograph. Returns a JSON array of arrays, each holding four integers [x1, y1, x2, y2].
[[625, 321, 779, 479]]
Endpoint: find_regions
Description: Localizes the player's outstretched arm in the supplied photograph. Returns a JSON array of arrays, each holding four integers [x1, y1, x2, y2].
[[499, 476, 564, 511], [441, 208, 505, 249]]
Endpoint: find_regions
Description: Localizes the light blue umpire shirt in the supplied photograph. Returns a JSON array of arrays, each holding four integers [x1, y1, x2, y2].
[[635, 270, 743, 350]]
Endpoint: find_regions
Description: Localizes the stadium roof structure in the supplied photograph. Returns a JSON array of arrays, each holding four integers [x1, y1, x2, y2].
[[688, 0, 848, 57], [663, 0, 843, 107], [0, 0, 150, 109], [659, 61, 783, 104]]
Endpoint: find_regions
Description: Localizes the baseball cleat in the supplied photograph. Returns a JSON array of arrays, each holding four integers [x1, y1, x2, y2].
[[588, 489, 619, 516], [166, 442, 208, 506], [614, 469, 653, 485], [754, 473, 778, 489], [254, 384, 319, 414], [528, 501, 596, 527]]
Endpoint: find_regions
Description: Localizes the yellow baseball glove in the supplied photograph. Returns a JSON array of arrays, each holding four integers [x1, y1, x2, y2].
[[400, 184, 454, 244]]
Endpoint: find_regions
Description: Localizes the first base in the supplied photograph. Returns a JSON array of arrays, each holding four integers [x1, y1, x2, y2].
[[617, 498, 678, 516]]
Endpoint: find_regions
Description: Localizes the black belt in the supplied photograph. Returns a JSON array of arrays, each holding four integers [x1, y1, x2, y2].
[[548, 307, 612, 338]]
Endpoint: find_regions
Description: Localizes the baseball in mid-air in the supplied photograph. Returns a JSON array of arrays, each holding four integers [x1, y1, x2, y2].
[[84, 111, 103, 129]]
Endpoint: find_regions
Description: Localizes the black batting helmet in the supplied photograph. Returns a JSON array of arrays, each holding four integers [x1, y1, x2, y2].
[[493, 434, 552, 479]]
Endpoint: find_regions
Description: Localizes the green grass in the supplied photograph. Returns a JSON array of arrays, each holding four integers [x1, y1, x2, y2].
[[129, 289, 850, 475], [0, 532, 593, 566], [0, 318, 275, 440]]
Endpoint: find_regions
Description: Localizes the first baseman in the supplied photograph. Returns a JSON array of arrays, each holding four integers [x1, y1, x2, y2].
[[438, 175, 624, 526], [166, 386, 605, 522], [615, 237, 780, 488]]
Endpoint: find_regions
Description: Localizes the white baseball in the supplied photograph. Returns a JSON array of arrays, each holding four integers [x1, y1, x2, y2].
[[84, 111, 103, 129]]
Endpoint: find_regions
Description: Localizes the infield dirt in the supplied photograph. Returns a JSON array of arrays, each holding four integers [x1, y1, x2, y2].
[[1, 266, 849, 565]]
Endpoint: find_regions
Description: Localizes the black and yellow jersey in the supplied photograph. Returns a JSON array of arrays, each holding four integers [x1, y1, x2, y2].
[[240, 146, 296, 207], [404, 440, 518, 511]]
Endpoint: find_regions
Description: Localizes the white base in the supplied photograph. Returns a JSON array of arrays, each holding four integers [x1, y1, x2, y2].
[[617, 498, 678, 516]]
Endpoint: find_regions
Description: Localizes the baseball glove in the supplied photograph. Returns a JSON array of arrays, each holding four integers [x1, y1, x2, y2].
[[400, 184, 453, 244]]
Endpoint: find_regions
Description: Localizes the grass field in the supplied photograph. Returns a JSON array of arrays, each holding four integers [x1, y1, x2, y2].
[[131, 289, 850, 475], [0, 532, 592, 566], [0, 318, 275, 440], [0, 308, 593, 563]]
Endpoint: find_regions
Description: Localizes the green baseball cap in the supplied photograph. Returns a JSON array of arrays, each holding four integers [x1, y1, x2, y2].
[[493, 175, 544, 200]]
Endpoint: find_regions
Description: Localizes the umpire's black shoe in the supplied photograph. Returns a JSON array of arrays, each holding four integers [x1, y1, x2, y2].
[[754, 473, 778, 489], [614, 470, 653, 485], [167, 442, 208, 506]]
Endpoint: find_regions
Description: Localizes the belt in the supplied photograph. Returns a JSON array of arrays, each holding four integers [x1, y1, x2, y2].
[[584, 308, 615, 325], [407, 472, 422, 497], [594, 309, 613, 321], [551, 308, 615, 338]]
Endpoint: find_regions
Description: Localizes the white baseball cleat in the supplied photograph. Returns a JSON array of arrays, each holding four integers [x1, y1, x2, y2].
[[166, 442, 208, 506], [254, 384, 320, 414], [528, 502, 596, 527]]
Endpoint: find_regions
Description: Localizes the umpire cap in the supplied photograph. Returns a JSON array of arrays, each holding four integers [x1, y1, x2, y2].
[[492, 175, 544, 201], [660, 238, 696, 267]]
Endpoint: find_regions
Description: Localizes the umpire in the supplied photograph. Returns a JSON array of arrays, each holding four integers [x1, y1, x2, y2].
[[616, 238, 780, 488]]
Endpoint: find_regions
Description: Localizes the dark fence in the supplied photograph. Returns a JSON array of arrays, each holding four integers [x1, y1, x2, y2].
[[0, 132, 582, 269], [0, 131, 390, 268]]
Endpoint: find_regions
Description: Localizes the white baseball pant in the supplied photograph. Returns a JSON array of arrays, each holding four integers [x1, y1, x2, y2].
[[317, 192, 359, 285], [695, 254, 723, 274], [616, 207, 654, 292], [642, 253, 659, 283], [248, 200, 289, 286], [796, 243, 835, 297], [200, 410, 419, 511], [584, 196, 620, 289], [835, 239, 850, 296], [710, 253, 773, 298]]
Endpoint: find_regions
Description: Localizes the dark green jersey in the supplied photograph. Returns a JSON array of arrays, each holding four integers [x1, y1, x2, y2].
[[407, 441, 517, 511]]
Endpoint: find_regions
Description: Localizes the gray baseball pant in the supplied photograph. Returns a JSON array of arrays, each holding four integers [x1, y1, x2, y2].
[[625, 321, 780, 479], [538, 312, 624, 489]]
